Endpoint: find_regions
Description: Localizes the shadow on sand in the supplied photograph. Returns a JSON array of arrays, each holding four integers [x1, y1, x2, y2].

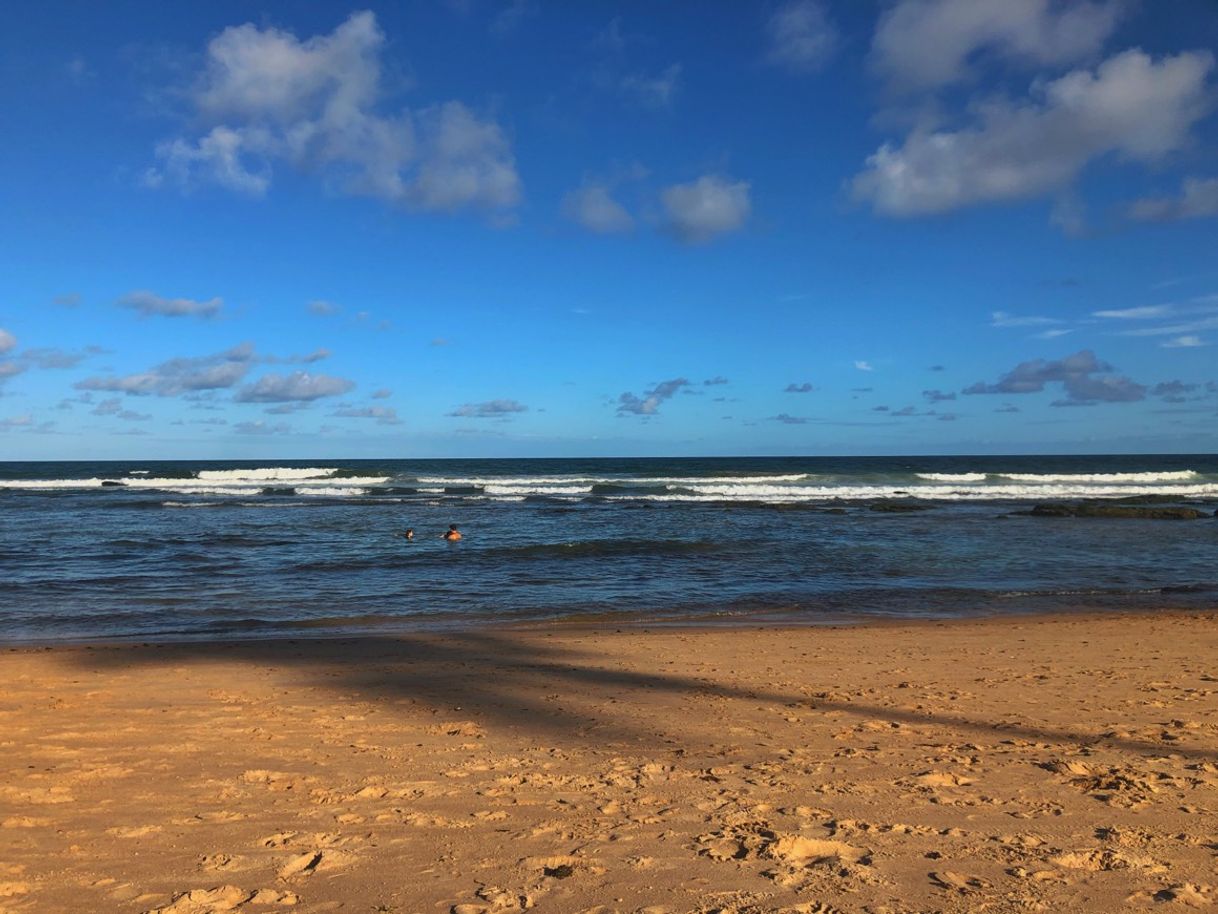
[[66, 626, 1218, 763]]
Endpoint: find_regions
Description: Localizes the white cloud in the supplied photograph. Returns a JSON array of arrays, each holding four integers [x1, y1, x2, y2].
[[20, 347, 102, 369], [991, 310, 1063, 328], [620, 64, 681, 108], [1104, 301, 1218, 347], [408, 102, 523, 212], [147, 12, 521, 215], [371, 387, 392, 399], [661, 175, 751, 243], [618, 378, 689, 416], [152, 127, 270, 195], [1119, 314, 1218, 338], [308, 299, 339, 316], [765, 1, 836, 73], [854, 360, 874, 372], [963, 349, 1146, 404], [333, 405, 402, 424], [1130, 176, 1218, 222], [447, 399, 528, 418], [119, 290, 223, 319], [234, 420, 291, 435], [853, 50, 1215, 216], [0, 414, 54, 433], [0, 329, 16, 353], [77, 344, 255, 396], [236, 371, 355, 403], [562, 184, 634, 234], [871, 0, 1125, 94], [1093, 305, 1175, 319], [92, 398, 150, 421]]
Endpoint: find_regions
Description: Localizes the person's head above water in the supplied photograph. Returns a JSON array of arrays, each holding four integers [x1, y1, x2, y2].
[[449, 524, 458, 531], [404, 528, 414, 539]]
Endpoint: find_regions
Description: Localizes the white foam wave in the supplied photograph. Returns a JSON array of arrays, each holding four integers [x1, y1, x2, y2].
[[297, 487, 368, 497], [157, 486, 265, 497], [615, 482, 1218, 502], [0, 477, 110, 489], [0, 470, 385, 491], [196, 467, 337, 481], [483, 484, 596, 496], [412, 474, 810, 486], [998, 471, 1199, 484], [421, 480, 1218, 502], [3, 469, 1213, 504]]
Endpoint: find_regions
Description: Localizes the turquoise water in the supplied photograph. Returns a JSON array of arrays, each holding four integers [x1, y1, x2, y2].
[[1, 455, 1215, 640]]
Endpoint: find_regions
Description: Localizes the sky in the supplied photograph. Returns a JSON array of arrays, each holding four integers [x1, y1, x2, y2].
[[2, 0, 1217, 459]]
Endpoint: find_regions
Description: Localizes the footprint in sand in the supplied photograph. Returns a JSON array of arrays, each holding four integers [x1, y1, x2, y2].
[[929, 870, 990, 894], [451, 883, 535, 914], [1150, 884, 1217, 907], [1051, 848, 1164, 873], [259, 832, 298, 848], [277, 849, 355, 880], [199, 854, 250, 873], [694, 825, 872, 887], [142, 885, 299, 914], [106, 825, 163, 838], [912, 770, 975, 788], [239, 770, 315, 792]]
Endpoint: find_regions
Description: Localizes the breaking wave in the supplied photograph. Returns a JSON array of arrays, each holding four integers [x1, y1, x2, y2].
[[0, 464, 1212, 504]]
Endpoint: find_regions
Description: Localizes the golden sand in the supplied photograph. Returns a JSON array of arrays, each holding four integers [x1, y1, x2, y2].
[[3, 612, 1217, 913]]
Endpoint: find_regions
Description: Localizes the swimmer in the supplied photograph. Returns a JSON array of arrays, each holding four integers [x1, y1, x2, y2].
[[403, 528, 414, 540], [442, 524, 462, 541]]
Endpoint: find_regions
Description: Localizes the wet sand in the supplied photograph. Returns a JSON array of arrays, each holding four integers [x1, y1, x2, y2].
[[3, 611, 1217, 913]]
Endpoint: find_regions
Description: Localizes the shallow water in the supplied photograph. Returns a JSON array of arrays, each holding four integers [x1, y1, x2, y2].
[[2, 455, 1216, 640]]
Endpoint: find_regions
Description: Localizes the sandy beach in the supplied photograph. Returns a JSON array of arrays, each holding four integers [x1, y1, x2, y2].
[[3, 611, 1217, 914]]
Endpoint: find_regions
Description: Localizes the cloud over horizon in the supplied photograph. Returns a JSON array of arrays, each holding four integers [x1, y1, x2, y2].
[[854, 49, 1214, 217], [447, 399, 529, 418], [77, 344, 256, 397], [617, 378, 689, 416], [236, 371, 356, 403], [145, 11, 522, 216], [119, 290, 223, 319], [963, 349, 1147, 406]]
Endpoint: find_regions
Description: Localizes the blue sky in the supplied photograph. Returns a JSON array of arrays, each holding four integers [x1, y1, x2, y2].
[[2, 0, 1217, 459]]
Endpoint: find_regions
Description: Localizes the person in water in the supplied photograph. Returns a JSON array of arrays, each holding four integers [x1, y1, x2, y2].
[[403, 528, 414, 540], [442, 524, 462, 541]]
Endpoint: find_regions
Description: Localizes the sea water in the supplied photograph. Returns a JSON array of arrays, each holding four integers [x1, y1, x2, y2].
[[1, 455, 1215, 641]]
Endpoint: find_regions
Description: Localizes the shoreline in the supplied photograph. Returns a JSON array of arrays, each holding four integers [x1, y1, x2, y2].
[[5, 610, 1217, 913], [4, 600, 1215, 650]]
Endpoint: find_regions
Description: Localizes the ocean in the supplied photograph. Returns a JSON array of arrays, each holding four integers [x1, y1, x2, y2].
[[2, 455, 1216, 641]]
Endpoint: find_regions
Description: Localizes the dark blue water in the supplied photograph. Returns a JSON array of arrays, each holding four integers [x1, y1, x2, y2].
[[1, 455, 1216, 641]]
